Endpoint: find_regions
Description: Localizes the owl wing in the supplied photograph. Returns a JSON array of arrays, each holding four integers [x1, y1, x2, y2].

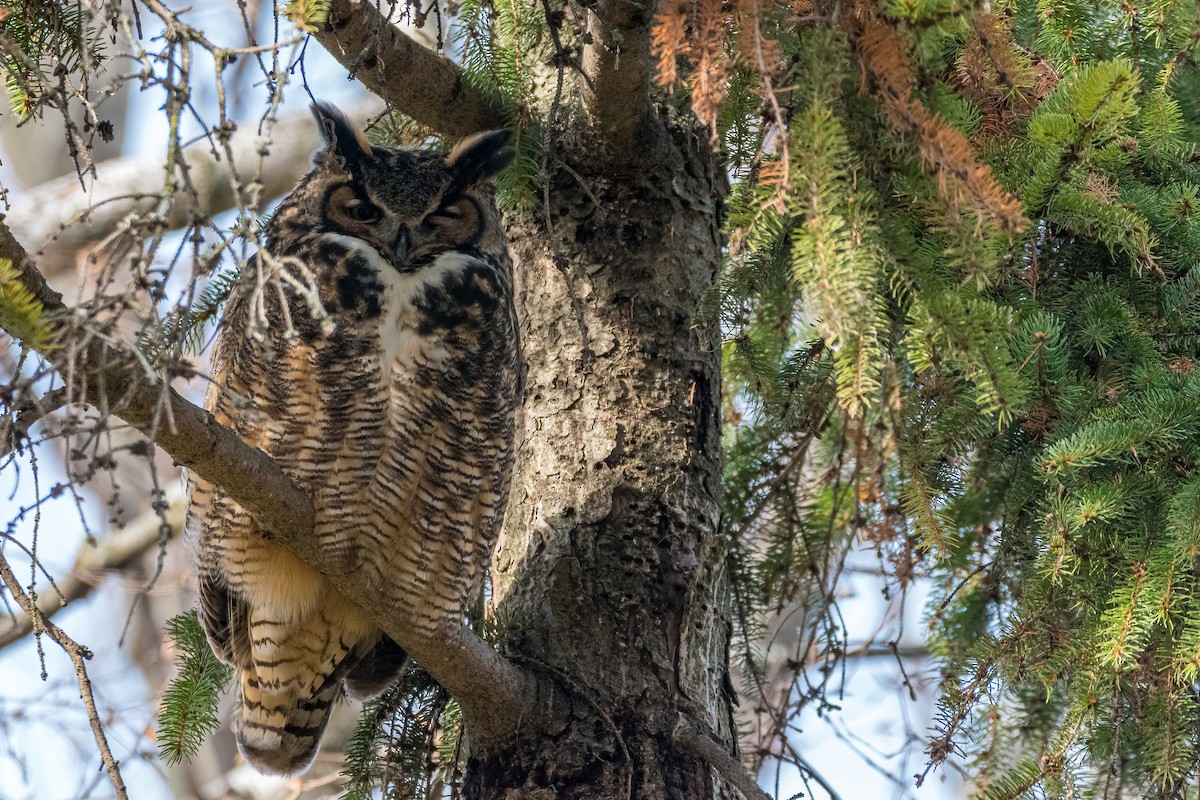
[[187, 255, 393, 774], [196, 564, 250, 666], [192, 257, 391, 579], [187, 283, 262, 665]]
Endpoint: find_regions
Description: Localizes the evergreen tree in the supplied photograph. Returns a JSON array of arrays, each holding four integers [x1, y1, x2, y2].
[[703, 0, 1200, 795]]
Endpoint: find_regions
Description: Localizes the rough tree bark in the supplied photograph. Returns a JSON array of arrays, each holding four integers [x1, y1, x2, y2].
[[318, 2, 741, 795], [476, 124, 731, 797]]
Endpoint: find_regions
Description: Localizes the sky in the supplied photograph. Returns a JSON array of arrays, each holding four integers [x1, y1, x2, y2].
[[0, 3, 967, 798]]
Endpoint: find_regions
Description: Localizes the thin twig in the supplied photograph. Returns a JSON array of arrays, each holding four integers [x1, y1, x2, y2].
[[0, 548, 129, 799], [0, 485, 185, 650]]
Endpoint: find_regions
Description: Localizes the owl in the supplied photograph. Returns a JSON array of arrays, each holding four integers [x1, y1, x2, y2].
[[185, 102, 521, 775]]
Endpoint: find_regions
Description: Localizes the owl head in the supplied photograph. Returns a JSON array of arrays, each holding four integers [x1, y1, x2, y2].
[[269, 101, 514, 270]]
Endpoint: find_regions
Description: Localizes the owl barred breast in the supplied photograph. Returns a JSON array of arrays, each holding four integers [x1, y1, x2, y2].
[[184, 102, 521, 775]]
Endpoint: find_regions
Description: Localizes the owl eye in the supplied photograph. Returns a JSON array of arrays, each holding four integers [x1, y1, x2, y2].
[[427, 204, 463, 221], [346, 201, 383, 224]]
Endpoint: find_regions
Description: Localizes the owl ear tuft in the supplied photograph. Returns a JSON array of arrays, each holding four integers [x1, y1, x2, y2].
[[445, 130, 514, 191], [311, 101, 373, 163]]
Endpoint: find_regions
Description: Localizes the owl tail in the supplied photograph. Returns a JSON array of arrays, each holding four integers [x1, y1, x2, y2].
[[234, 605, 376, 775]]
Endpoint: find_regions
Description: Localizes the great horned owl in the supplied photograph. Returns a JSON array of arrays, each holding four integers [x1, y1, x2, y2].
[[185, 102, 521, 775]]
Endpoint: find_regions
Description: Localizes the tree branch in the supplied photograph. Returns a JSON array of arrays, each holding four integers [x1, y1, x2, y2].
[[0, 547, 129, 799], [0, 486, 185, 651], [582, 0, 657, 158], [673, 715, 771, 800], [313, 0, 504, 138], [0, 221, 532, 741], [0, 223, 313, 544]]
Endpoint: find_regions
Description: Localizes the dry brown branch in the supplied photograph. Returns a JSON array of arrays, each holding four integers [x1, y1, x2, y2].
[[844, 6, 1027, 232], [0, 486, 185, 650], [314, 0, 503, 138], [0, 220, 534, 743], [651, 0, 690, 90], [0, 547, 129, 799]]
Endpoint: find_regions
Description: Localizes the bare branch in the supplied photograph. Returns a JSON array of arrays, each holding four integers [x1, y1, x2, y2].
[[0, 221, 533, 741], [0, 222, 315, 539], [6, 104, 376, 267], [0, 487, 185, 651], [582, 0, 657, 158], [313, 0, 504, 138], [0, 548, 129, 800]]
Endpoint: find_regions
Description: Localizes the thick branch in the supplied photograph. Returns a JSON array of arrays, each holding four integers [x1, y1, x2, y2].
[[582, 0, 657, 158], [0, 221, 62, 309], [0, 487, 185, 651], [0, 222, 531, 740], [314, 0, 504, 138], [673, 716, 771, 800]]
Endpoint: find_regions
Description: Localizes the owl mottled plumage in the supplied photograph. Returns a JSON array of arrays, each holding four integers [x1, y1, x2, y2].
[[185, 103, 521, 775]]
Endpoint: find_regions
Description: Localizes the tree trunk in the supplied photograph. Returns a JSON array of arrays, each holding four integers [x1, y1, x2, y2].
[[467, 111, 735, 797]]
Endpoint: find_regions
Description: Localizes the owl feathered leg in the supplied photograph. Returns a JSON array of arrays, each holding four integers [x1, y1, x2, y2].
[[234, 596, 378, 775]]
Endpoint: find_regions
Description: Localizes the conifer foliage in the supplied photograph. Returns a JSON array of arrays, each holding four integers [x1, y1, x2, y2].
[[156, 612, 232, 767], [663, 0, 1200, 794]]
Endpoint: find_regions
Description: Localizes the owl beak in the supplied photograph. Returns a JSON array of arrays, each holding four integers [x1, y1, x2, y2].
[[391, 227, 411, 268]]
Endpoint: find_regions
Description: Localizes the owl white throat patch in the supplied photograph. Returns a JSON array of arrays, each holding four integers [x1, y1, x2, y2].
[[319, 233, 473, 379]]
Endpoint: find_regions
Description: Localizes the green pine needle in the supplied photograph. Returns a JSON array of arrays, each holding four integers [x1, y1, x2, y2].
[[155, 611, 233, 767], [284, 0, 330, 33], [340, 664, 456, 800], [0, 258, 54, 350]]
